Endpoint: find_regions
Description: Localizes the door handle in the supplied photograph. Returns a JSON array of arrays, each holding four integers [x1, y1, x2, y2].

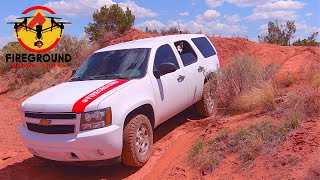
[[198, 66, 204, 72], [177, 75, 185, 82]]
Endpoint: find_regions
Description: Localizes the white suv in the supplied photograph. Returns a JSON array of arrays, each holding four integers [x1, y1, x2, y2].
[[20, 34, 220, 166]]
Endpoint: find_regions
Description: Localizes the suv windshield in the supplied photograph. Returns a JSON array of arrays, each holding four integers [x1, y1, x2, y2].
[[71, 48, 150, 81]]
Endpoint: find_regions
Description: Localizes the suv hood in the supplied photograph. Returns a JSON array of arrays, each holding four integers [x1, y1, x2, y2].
[[21, 79, 134, 113]]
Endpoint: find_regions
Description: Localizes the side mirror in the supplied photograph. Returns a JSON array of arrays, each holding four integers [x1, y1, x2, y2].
[[153, 62, 177, 79], [71, 69, 78, 76]]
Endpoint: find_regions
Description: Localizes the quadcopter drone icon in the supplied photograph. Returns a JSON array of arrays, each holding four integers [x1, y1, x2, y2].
[[7, 16, 71, 48]]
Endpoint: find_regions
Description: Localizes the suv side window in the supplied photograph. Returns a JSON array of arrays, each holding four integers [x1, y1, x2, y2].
[[191, 37, 216, 58], [153, 44, 180, 70], [174, 40, 197, 66]]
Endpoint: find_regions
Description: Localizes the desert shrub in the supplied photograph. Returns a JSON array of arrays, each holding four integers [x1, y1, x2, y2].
[[72, 42, 100, 68], [0, 42, 28, 75], [10, 68, 69, 99], [293, 32, 320, 46], [206, 55, 278, 114], [211, 129, 230, 143], [53, 35, 91, 66], [202, 154, 222, 172], [231, 84, 276, 113], [189, 140, 203, 159], [284, 88, 320, 118], [307, 64, 320, 88], [160, 27, 180, 35], [189, 118, 301, 171], [274, 73, 298, 88], [0, 58, 11, 75]]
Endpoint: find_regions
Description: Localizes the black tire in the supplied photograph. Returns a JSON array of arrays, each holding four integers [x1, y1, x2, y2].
[[195, 82, 216, 117], [121, 114, 153, 167]]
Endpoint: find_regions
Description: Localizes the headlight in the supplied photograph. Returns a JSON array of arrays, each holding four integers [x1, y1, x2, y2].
[[80, 107, 112, 131]]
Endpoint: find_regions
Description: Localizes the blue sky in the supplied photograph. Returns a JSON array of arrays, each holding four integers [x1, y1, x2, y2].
[[0, 0, 319, 48]]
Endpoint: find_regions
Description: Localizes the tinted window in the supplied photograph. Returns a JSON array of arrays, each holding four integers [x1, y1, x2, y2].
[[174, 40, 197, 66], [72, 48, 150, 81], [154, 44, 179, 70], [192, 37, 216, 58]]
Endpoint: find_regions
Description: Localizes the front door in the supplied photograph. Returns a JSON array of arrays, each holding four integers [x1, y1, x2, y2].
[[150, 44, 189, 123]]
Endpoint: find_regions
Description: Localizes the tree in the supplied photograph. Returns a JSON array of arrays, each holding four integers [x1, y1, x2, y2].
[[85, 4, 135, 41], [293, 32, 320, 46], [258, 20, 296, 46], [160, 27, 180, 35], [2, 42, 27, 54]]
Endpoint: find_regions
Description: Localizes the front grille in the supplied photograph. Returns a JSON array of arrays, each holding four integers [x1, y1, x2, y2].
[[25, 113, 77, 119], [26, 123, 75, 134]]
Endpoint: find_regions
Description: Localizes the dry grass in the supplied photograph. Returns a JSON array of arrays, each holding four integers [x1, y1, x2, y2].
[[189, 141, 203, 159], [10, 68, 70, 99], [307, 64, 320, 88], [283, 88, 320, 119], [231, 83, 276, 113], [189, 118, 301, 171], [305, 164, 320, 180], [206, 55, 278, 114], [274, 73, 298, 88]]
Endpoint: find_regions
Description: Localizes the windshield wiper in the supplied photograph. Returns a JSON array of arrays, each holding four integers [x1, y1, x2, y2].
[[88, 74, 130, 80], [69, 76, 86, 82]]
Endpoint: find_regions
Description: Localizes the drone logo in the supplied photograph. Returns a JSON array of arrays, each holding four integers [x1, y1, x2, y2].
[[7, 6, 71, 53]]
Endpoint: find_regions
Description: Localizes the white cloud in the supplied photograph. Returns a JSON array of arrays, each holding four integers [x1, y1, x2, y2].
[[247, 10, 298, 21], [137, 19, 247, 36], [225, 0, 274, 7], [197, 9, 221, 22], [179, 12, 190, 16], [306, 12, 313, 17], [205, 0, 224, 7], [225, 14, 242, 24], [246, 0, 305, 21], [203, 10, 221, 19], [135, 20, 166, 31], [5, 15, 19, 22], [119, 1, 158, 18], [255, 0, 305, 12], [45, 0, 158, 18], [206, 22, 247, 35], [259, 24, 268, 35], [0, 35, 16, 49]]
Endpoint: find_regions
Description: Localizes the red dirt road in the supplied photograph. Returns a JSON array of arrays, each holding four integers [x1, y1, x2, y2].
[[1, 95, 319, 179]]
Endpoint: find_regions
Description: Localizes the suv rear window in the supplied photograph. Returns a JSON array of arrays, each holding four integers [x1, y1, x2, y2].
[[191, 37, 216, 58], [174, 40, 197, 66]]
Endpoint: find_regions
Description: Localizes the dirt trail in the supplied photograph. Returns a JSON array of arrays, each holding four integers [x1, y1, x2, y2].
[[0, 96, 207, 179]]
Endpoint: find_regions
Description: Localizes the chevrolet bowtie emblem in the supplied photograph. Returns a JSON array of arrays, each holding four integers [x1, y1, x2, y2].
[[39, 119, 51, 126]]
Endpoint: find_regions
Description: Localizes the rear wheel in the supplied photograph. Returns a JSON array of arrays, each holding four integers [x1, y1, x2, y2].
[[195, 82, 216, 117], [121, 114, 153, 167]]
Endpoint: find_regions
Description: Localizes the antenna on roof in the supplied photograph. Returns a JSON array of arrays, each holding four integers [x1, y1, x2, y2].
[[178, 23, 182, 34]]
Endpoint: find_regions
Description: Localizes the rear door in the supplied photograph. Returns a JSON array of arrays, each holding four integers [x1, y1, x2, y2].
[[150, 44, 189, 123], [173, 40, 205, 105], [191, 36, 219, 73]]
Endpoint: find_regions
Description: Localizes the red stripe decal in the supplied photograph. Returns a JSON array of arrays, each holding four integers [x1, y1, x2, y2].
[[72, 80, 129, 113]]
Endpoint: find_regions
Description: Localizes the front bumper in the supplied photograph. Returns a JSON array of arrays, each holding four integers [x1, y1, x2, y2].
[[19, 125, 123, 162]]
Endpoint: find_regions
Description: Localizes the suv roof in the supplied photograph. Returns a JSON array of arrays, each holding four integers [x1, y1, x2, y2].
[[96, 34, 207, 52]]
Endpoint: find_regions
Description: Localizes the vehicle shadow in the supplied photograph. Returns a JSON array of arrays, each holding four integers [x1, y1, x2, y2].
[[0, 107, 203, 180]]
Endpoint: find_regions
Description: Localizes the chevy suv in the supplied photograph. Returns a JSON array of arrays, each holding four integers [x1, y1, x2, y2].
[[20, 34, 220, 167]]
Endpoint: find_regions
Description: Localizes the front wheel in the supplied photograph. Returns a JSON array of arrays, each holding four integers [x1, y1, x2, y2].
[[121, 114, 153, 167], [195, 82, 216, 117]]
